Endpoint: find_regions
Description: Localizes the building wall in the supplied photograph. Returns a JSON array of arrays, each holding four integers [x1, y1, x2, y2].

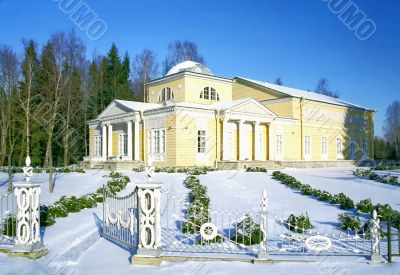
[[232, 81, 281, 102], [89, 127, 95, 157], [184, 75, 232, 104], [147, 77, 185, 103]]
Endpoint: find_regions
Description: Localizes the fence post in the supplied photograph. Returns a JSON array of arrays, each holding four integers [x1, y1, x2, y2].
[[132, 158, 162, 265], [11, 156, 47, 259], [387, 218, 392, 263], [257, 189, 269, 260], [370, 209, 383, 262]]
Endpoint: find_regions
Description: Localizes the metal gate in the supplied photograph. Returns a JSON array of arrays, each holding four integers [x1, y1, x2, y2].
[[103, 189, 138, 249], [0, 192, 16, 250], [160, 189, 387, 258]]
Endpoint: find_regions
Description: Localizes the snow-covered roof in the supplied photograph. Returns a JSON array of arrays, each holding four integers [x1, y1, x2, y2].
[[115, 100, 160, 111], [235, 77, 373, 111], [166, 61, 213, 76]]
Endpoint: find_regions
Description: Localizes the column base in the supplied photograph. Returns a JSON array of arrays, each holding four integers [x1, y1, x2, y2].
[[131, 249, 162, 266], [8, 244, 48, 260], [370, 253, 383, 262], [257, 250, 269, 260]]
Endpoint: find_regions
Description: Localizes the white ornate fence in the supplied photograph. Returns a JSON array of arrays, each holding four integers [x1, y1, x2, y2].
[[0, 157, 45, 257]]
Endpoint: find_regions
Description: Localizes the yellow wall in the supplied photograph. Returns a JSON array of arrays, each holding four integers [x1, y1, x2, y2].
[[147, 77, 185, 103], [112, 132, 119, 156], [232, 81, 281, 102], [184, 75, 232, 104], [89, 128, 95, 157], [262, 99, 294, 118]]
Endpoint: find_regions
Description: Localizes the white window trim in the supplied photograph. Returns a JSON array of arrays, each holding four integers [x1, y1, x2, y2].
[[304, 135, 311, 160], [321, 136, 328, 160], [362, 138, 368, 160], [149, 128, 166, 161], [94, 135, 102, 157], [197, 129, 208, 163], [336, 137, 343, 160], [118, 132, 128, 159], [350, 136, 356, 160], [158, 87, 175, 103]]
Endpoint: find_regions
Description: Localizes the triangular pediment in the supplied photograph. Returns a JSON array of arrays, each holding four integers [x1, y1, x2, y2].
[[98, 101, 133, 119], [224, 99, 276, 117]]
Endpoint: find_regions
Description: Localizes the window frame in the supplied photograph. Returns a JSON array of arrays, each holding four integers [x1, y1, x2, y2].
[[149, 128, 166, 161], [95, 135, 102, 156], [336, 137, 343, 160], [304, 135, 311, 159], [158, 87, 175, 103], [200, 87, 220, 101], [321, 136, 328, 159], [276, 134, 283, 159]]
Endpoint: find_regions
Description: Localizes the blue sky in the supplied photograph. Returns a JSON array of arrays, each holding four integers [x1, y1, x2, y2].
[[0, 0, 399, 136]]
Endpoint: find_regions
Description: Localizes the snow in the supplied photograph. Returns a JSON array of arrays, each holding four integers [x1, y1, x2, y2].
[[1, 168, 400, 274], [282, 168, 400, 211]]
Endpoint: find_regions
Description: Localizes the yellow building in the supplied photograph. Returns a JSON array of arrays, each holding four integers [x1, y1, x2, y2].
[[85, 61, 375, 170]]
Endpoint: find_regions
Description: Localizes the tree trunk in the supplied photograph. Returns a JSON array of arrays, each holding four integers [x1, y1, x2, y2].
[[7, 153, 12, 192]]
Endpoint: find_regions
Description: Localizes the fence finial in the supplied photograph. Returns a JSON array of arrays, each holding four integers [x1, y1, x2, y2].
[[23, 156, 33, 182], [145, 156, 155, 182]]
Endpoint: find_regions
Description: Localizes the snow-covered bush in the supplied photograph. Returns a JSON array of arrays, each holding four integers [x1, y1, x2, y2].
[[132, 166, 145, 172], [338, 213, 361, 230], [182, 175, 212, 234], [1, 215, 16, 237], [330, 193, 354, 210], [40, 171, 130, 227], [232, 214, 263, 245], [245, 167, 267, 173], [356, 198, 375, 214], [286, 213, 314, 233], [353, 168, 400, 186]]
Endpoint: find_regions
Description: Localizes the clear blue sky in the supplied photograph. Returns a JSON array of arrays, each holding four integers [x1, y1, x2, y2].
[[1, 0, 399, 136]]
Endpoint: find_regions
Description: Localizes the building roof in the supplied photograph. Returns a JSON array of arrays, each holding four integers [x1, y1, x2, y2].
[[115, 100, 160, 111], [235, 77, 373, 111], [166, 61, 213, 76]]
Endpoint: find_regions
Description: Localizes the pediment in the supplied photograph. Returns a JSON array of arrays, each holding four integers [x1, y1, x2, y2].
[[225, 99, 276, 117], [98, 101, 132, 119]]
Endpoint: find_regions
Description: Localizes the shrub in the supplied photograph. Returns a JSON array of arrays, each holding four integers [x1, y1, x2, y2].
[[246, 167, 267, 173], [2, 215, 16, 237], [374, 204, 394, 222], [59, 196, 81, 213], [132, 166, 144, 172], [330, 193, 354, 210], [40, 205, 56, 227], [79, 195, 97, 209], [338, 213, 361, 230], [286, 213, 314, 233], [356, 199, 375, 214], [232, 214, 263, 245], [316, 191, 332, 202]]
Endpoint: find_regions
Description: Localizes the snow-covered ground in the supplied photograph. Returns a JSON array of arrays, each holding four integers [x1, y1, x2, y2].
[[283, 168, 400, 211], [1, 168, 400, 274]]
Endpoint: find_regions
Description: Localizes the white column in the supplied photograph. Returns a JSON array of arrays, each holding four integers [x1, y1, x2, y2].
[[268, 123, 274, 161], [238, 120, 245, 161], [134, 120, 140, 161], [102, 125, 107, 160], [127, 121, 133, 160], [254, 122, 262, 161], [108, 124, 113, 157], [222, 119, 229, 160]]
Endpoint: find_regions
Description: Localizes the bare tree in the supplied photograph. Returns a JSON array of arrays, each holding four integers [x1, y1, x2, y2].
[[131, 49, 158, 102], [383, 101, 400, 159], [0, 45, 20, 191], [315, 78, 339, 98], [39, 32, 71, 193], [162, 40, 205, 75]]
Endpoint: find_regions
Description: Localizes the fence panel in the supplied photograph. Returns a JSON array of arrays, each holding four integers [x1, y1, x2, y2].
[[0, 192, 17, 249]]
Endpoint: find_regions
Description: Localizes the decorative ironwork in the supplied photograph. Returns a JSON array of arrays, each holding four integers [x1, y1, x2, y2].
[[200, 222, 218, 241], [305, 235, 332, 252]]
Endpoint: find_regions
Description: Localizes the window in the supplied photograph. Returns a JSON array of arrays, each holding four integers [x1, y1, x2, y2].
[[158, 87, 174, 102], [276, 135, 283, 155], [350, 137, 356, 159], [200, 87, 220, 101], [95, 136, 102, 156], [119, 133, 128, 156], [322, 137, 328, 156], [149, 129, 166, 160], [304, 135, 311, 157], [336, 137, 342, 158], [362, 138, 368, 157], [197, 130, 206, 153]]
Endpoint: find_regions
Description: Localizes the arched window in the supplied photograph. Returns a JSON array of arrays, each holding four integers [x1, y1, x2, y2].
[[158, 87, 175, 102], [200, 87, 220, 101]]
